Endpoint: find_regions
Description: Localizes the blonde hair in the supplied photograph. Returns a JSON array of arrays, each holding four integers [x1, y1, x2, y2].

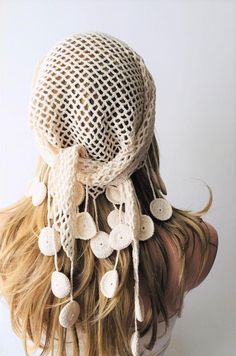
[[0, 134, 213, 355]]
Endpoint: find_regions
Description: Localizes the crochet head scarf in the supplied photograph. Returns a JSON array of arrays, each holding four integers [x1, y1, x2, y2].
[[28, 32, 173, 355]]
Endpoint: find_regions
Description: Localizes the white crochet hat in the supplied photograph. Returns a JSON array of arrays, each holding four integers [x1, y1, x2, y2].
[[27, 32, 173, 355]]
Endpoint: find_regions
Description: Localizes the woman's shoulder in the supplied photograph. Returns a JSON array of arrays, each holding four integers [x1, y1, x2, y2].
[[184, 218, 219, 291], [158, 218, 219, 295]]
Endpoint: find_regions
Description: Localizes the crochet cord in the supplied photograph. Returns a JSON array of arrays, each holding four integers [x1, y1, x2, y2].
[[52, 225, 59, 273], [47, 179, 59, 272], [145, 159, 157, 200], [70, 257, 74, 301], [132, 182, 140, 354], [122, 180, 139, 352], [85, 177, 89, 213], [119, 183, 124, 223], [93, 196, 99, 230], [113, 249, 120, 270]]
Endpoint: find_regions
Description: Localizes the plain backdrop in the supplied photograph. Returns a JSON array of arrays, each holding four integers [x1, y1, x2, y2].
[[0, 0, 235, 355]]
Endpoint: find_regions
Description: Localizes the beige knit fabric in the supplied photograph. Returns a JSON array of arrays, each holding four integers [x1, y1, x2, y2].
[[28, 32, 167, 356]]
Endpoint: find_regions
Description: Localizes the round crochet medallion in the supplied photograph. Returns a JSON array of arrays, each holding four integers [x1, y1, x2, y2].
[[76, 212, 97, 240], [32, 181, 47, 206], [139, 214, 155, 241], [51, 271, 71, 298], [59, 300, 80, 328], [107, 209, 125, 228], [109, 223, 133, 250], [100, 269, 119, 298], [90, 231, 114, 259], [38, 226, 61, 256], [25, 176, 39, 197], [150, 198, 173, 221], [105, 185, 124, 205]]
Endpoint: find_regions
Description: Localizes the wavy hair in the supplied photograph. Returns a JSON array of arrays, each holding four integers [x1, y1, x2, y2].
[[0, 133, 213, 356]]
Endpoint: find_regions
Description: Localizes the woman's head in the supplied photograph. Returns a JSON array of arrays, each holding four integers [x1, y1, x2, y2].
[[29, 32, 155, 160], [0, 32, 213, 356]]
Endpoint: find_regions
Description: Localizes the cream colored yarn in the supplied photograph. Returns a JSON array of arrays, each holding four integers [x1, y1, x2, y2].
[[28, 32, 173, 356]]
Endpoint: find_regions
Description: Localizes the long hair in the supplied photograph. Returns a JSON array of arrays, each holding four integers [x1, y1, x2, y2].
[[0, 133, 213, 356]]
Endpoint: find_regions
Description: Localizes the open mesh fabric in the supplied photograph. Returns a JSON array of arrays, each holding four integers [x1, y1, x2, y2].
[[28, 32, 173, 355]]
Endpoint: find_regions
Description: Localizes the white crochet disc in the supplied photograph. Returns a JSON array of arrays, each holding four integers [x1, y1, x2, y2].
[[75, 212, 97, 240], [38, 227, 61, 256], [130, 331, 140, 356], [32, 181, 47, 206], [75, 182, 85, 205], [107, 209, 125, 228], [51, 271, 71, 298], [90, 231, 114, 259], [25, 176, 40, 197], [150, 198, 173, 221], [100, 269, 119, 298], [59, 300, 80, 328], [139, 214, 155, 241], [105, 185, 124, 205], [109, 223, 133, 250]]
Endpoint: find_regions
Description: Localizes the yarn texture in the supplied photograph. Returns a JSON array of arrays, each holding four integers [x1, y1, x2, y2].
[[28, 32, 173, 355]]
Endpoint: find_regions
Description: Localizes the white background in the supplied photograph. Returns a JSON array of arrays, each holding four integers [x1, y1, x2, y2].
[[0, 1, 235, 355]]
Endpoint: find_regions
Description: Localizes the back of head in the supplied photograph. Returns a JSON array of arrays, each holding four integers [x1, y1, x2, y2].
[[0, 32, 213, 356], [30, 32, 153, 161]]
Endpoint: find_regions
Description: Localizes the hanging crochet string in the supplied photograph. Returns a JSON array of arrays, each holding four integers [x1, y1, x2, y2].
[[145, 159, 157, 200], [70, 257, 74, 301], [47, 182, 59, 273], [93, 196, 99, 230], [113, 249, 120, 271], [84, 176, 89, 213]]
